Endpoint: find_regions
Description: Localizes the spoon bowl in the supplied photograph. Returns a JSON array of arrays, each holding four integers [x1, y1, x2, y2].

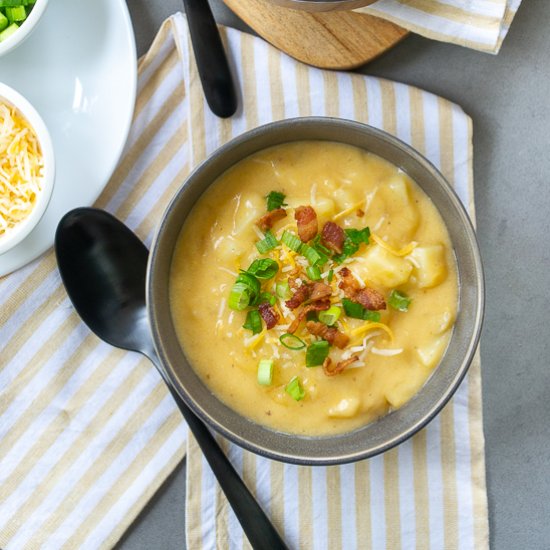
[[55, 209, 155, 359]]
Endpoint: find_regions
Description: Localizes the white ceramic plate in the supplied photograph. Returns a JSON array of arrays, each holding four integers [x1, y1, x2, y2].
[[0, 0, 137, 276]]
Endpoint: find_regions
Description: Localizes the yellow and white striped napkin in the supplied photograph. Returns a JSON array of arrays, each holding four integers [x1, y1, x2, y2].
[[0, 13, 488, 550], [355, 0, 522, 53]]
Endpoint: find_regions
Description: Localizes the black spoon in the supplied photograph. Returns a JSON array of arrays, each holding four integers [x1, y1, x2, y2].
[[184, 0, 238, 118], [55, 207, 288, 550]]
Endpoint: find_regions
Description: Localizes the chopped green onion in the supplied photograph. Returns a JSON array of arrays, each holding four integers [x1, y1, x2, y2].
[[301, 243, 323, 266], [332, 239, 359, 264], [306, 340, 330, 367], [228, 272, 261, 310], [255, 230, 278, 254], [306, 310, 318, 322], [5, 5, 25, 21], [388, 289, 412, 312], [228, 282, 253, 311], [285, 376, 305, 401], [236, 272, 260, 294], [281, 230, 302, 252], [318, 306, 341, 326], [311, 234, 331, 256], [266, 191, 287, 212], [342, 298, 381, 322], [276, 280, 292, 300], [0, 11, 8, 31], [246, 258, 279, 280], [258, 292, 276, 306], [279, 333, 306, 350], [0, 21, 18, 41], [243, 310, 263, 334], [345, 227, 370, 245], [327, 269, 334, 283], [332, 227, 371, 264], [257, 359, 274, 385], [306, 265, 321, 281], [309, 235, 330, 265]]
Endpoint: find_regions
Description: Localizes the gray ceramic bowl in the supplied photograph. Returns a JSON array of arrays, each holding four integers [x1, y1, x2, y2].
[[268, 0, 374, 11], [148, 117, 484, 465]]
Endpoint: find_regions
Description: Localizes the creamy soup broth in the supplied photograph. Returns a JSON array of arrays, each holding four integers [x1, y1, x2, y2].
[[170, 141, 458, 435]]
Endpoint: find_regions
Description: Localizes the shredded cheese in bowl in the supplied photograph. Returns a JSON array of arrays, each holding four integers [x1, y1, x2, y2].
[[0, 101, 44, 237], [0, 82, 54, 256]]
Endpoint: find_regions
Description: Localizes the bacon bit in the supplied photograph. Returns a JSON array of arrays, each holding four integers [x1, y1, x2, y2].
[[310, 282, 332, 302], [258, 302, 280, 329], [338, 267, 386, 311], [287, 300, 331, 334], [256, 208, 287, 232], [295, 205, 318, 242], [354, 288, 386, 311], [285, 283, 312, 310], [321, 221, 345, 254], [306, 321, 350, 349], [323, 355, 360, 376], [338, 267, 359, 296], [356, 208, 365, 218]]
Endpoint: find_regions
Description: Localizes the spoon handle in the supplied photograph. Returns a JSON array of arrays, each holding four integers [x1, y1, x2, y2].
[[183, 0, 238, 118], [149, 352, 289, 549]]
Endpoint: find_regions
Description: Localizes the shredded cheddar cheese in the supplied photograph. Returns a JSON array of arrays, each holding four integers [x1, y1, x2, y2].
[[331, 199, 366, 221], [371, 233, 417, 256], [350, 322, 394, 342], [0, 102, 44, 237]]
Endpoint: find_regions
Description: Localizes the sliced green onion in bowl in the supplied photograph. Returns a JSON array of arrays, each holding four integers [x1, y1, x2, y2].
[[258, 292, 276, 306], [345, 226, 370, 245], [342, 298, 381, 322], [257, 359, 274, 386], [256, 230, 278, 254], [265, 191, 287, 211], [246, 258, 279, 279], [228, 282, 253, 310], [301, 243, 323, 266], [280, 333, 306, 350], [228, 272, 261, 310], [306, 265, 321, 281], [388, 289, 412, 312], [327, 269, 334, 283], [306, 340, 330, 367], [281, 230, 302, 252], [285, 376, 305, 401], [276, 280, 292, 299], [318, 305, 341, 326], [243, 309, 262, 334]]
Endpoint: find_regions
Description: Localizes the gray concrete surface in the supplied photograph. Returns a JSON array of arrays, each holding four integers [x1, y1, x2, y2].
[[120, 2, 550, 548]]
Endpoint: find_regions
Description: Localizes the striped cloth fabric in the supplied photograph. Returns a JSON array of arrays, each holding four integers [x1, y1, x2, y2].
[[355, 0, 522, 53], [0, 13, 488, 550]]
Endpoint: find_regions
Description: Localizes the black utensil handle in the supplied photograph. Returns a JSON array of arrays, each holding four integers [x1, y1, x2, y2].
[[183, 0, 238, 118], [149, 354, 289, 550]]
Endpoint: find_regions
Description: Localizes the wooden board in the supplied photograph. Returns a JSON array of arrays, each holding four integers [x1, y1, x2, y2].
[[223, 0, 408, 70]]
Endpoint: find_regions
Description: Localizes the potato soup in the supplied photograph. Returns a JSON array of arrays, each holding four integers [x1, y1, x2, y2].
[[170, 141, 458, 436]]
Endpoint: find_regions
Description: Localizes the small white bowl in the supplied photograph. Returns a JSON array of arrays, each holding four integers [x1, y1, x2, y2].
[[0, 82, 55, 255], [0, 0, 49, 58]]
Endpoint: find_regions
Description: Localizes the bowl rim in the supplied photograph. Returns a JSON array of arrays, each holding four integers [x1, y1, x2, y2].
[[0, 81, 55, 254], [147, 116, 485, 465], [0, 0, 49, 57]]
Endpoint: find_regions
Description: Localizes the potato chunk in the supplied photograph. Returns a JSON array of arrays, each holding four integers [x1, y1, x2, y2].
[[232, 193, 264, 236], [409, 244, 447, 288], [367, 175, 419, 245], [314, 197, 336, 220], [360, 244, 413, 288], [384, 364, 429, 408], [415, 336, 448, 369], [328, 397, 360, 418]]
